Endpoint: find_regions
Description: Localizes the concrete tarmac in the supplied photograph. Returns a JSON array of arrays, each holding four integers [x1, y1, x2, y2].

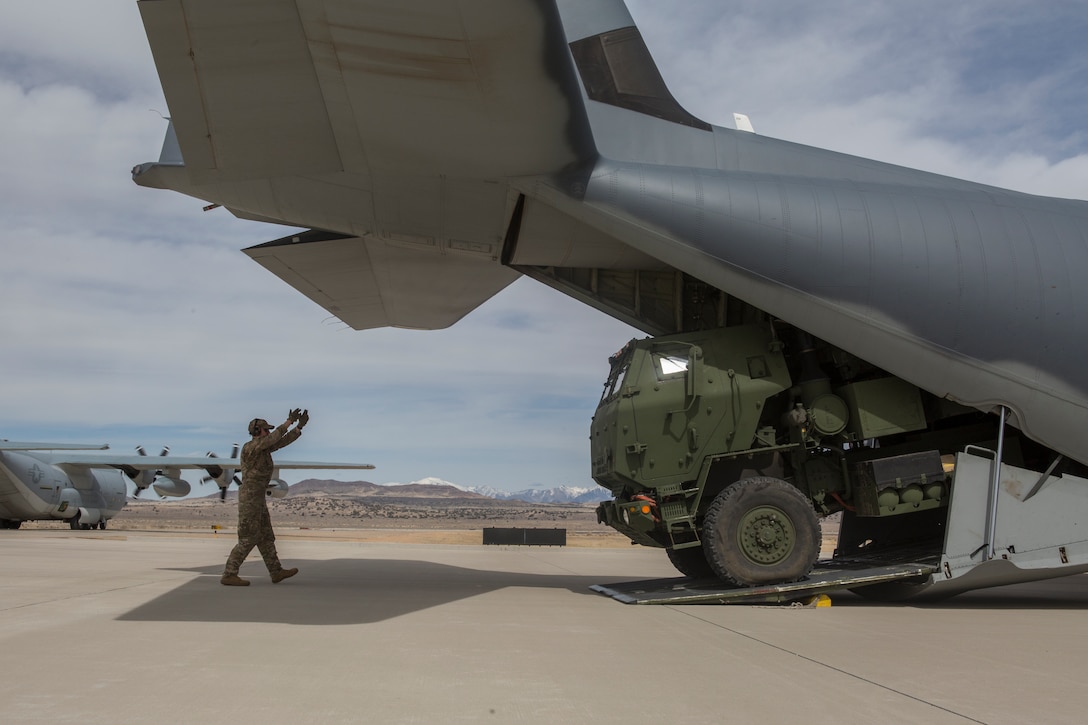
[[3, 530, 1088, 724]]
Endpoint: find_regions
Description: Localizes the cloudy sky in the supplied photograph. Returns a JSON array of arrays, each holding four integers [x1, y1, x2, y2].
[[2, 1, 1087, 494]]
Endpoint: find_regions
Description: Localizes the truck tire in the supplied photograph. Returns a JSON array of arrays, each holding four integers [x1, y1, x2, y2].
[[666, 546, 715, 578], [702, 477, 820, 586]]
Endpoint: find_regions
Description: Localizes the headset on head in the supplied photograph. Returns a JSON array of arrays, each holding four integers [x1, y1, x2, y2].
[[248, 418, 271, 436]]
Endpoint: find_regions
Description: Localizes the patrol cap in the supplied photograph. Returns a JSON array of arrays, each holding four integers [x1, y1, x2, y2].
[[248, 418, 273, 436]]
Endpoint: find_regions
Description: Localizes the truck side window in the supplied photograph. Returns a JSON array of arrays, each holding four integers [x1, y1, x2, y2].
[[653, 351, 688, 379]]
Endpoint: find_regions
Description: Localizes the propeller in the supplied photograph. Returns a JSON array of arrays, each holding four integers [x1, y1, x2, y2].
[[130, 445, 169, 498], [200, 444, 241, 501]]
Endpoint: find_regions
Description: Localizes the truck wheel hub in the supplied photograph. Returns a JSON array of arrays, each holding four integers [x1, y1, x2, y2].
[[737, 506, 795, 564]]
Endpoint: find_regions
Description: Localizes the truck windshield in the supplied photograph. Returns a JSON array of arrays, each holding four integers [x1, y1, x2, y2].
[[600, 344, 634, 404]]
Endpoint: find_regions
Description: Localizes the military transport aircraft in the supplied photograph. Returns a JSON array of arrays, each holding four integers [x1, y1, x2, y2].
[[131, 0, 1088, 600], [0, 440, 374, 530]]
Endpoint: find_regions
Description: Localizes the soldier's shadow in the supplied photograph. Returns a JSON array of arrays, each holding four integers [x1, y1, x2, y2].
[[117, 558, 613, 625]]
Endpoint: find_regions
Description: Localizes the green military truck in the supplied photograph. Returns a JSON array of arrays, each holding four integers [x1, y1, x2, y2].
[[591, 321, 1044, 588]]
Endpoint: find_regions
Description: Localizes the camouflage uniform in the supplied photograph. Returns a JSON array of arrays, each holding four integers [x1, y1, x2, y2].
[[222, 420, 301, 578]]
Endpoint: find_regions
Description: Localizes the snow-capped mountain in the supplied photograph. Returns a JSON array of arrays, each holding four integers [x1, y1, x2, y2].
[[493, 486, 610, 504]]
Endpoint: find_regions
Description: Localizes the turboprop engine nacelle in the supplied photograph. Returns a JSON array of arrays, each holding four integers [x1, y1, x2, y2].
[[152, 475, 191, 498], [202, 445, 241, 500], [267, 479, 288, 499]]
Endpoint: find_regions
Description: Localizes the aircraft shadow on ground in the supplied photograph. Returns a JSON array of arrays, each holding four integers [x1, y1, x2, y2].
[[116, 558, 615, 625], [807, 574, 1088, 610], [911, 577, 1088, 610], [113, 559, 1088, 624]]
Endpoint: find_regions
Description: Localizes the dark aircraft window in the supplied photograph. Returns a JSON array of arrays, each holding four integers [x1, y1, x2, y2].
[[570, 27, 711, 131]]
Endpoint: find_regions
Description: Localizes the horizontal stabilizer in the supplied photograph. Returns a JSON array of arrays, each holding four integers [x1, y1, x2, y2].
[[244, 230, 519, 330]]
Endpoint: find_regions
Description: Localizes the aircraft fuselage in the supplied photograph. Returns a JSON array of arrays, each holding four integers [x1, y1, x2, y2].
[[0, 451, 127, 529]]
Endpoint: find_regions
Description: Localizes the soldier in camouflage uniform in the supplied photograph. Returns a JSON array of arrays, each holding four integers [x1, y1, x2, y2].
[[221, 408, 309, 586]]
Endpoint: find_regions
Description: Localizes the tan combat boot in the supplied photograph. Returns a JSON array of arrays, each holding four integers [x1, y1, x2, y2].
[[221, 574, 250, 586], [271, 567, 299, 583]]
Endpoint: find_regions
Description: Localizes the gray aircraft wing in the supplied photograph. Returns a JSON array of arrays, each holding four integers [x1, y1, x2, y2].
[[28, 452, 375, 472], [133, 0, 594, 330], [0, 441, 108, 451], [133, 0, 1088, 469], [0, 442, 373, 471]]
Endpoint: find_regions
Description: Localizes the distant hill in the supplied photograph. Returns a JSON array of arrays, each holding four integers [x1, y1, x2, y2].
[[287, 479, 382, 496], [290, 479, 610, 504], [207, 477, 611, 504], [290, 479, 490, 499]]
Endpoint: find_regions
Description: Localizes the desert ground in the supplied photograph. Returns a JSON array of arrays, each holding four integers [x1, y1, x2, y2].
[[21, 493, 627, 546], [117, 495, 626, 547], [22, 492, 841, 554]]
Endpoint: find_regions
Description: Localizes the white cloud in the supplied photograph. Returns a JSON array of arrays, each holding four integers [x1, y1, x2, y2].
[[0, 1, 159, 97], [629, 0, 1088, 197]]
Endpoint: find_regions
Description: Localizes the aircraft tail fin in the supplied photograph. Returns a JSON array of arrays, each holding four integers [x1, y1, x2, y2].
[[565, 22, 710, 132], [555, 0, 715, 164]]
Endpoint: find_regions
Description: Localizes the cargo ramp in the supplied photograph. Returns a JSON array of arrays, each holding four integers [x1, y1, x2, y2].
[[591, 557, 939, 605]]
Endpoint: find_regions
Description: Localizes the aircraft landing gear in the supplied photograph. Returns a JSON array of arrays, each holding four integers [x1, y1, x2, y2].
[[69, 511, 102, 530], [69, 512, 93, 530]]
